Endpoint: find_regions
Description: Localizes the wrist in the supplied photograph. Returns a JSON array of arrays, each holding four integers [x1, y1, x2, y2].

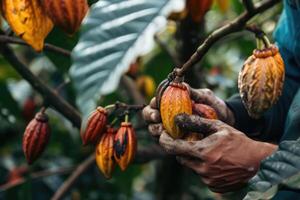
[[252, 141, 278, 168]]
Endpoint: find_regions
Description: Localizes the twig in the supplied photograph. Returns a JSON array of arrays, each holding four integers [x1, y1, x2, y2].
[[175, 0, 281, 77], [0, 35, 71, 57], [0, 44, 82, 128], [0, 166, 75, 191], [51, 154, 95, 200], [51, 144, 167, 200], [154, 34, 182, 67]]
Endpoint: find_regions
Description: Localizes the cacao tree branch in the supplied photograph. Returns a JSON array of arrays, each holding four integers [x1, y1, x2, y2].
[[0, 34, 71, 57], [176, 0, 281, 77], [0, 44, 82, 128]]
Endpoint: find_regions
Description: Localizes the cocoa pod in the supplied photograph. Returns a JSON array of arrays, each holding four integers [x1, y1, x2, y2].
[[22, 112, 51, 164], [81, 107, 107, 146], [238, 45, 285, 118], [114, 122, 137, 171], [186, 0, 213, 23], [192, 103, 218, 119], [95, 126, 116, 179], [42, 0, 89, 35], [160, 82, 192, 139], [136, 75, 156, 99]]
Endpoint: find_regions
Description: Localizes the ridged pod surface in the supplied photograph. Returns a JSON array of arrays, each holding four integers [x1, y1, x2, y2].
[[42, 0, 89, 35], [22, 112, 50, 164], [114, 122, 137, 171], [238, 45, 285, 118], [160, 82, 192, 139], [186, 0, 213, 23], [81, 107, 107, 145], [95, 127, 116, 179], [192, 103, 218, 120]]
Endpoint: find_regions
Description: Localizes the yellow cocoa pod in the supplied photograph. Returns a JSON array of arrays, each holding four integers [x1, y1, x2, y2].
[[238, 45, 285, 118], [136, 75, 156, 99], [160, 82, 192, 139], [95, 127, 116, 179]]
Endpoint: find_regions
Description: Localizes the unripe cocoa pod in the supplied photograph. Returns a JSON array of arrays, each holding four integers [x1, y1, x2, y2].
[[186, 0, 213, 23], [238, 45, 285, 118], [114, 122, 137, 171], [95, 126, 116, 179], [160, 82, 192, 139], [22, 112, 50, 164], [192, 103, 218, 119], [81, 107, 107, 146], [136, 75, 156, 99], [42, 0, 89, 35]]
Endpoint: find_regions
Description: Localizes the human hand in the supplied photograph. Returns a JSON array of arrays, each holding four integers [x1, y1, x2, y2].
[[159, 114, 277, 193], [142, 86, 235, 137]]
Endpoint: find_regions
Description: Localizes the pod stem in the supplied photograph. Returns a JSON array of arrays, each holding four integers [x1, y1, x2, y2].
[[110, 117, 118, 126], [125, 114, 129, 123], [262, 35, 271, 48]]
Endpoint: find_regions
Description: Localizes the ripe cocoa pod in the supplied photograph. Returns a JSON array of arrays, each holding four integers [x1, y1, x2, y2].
[[186, 0, 213, 23], [160, 82, 193, 139], [95, 126, 116, 179], [22, 112, 50, 164], [114, 122, 137, 171], [42, 0, 89, 35], [238, 45, 285, 118], [136, 75, 156, 99], [192, 103, 218, 119], [81, 107, 107, 146]]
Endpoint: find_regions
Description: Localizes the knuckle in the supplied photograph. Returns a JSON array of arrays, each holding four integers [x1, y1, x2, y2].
[[202, 88, 213, 96]]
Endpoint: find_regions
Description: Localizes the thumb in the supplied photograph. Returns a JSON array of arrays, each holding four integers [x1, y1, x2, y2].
[[175, 114, 223, 135]]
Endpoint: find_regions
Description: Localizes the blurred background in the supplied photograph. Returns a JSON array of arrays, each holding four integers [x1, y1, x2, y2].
[[0, 0, 282, 199]]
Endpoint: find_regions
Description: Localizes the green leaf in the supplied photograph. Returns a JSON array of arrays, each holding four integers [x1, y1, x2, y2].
[[243, 139, 300, 200], [70, 0, 184, 115]]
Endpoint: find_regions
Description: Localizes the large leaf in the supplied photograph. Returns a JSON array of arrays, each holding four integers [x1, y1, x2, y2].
[[70, 0, 184, 115], [243, 139, 300, 200]]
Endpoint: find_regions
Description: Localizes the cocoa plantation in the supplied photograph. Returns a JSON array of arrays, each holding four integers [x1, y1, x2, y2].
[[0, 0, 299, 200]]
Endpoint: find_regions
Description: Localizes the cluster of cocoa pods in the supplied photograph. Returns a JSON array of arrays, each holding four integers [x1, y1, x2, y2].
[[42, 0, 89, 35], [81, 107, 137, 179], [158, 80, 217, 140]]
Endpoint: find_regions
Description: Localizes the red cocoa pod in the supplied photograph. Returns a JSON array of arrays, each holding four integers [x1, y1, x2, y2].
[[42, 0, 89, 35], [81, 107, 107, 146], [238, 45, 285, 118], [160, 82, 192, 139], [192, 103, 218, 119], [22, 112, 50, 164], [95, 126, 116, 179], [114, 122, 137, 171]]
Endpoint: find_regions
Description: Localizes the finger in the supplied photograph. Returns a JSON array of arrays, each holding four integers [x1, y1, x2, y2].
[[159, 132, 202, 158], [174, 114, 224, 134], [142, 105, 161, 123], [189, 88, 215, 105], [149, 98, 158, 109], [148, 123, 164, 137]]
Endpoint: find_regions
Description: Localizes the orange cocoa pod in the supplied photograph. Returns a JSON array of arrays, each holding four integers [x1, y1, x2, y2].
[[186, 0, 213, 23], [238, 44, 285, 118], [160, 82, 192, 139], [114, 122, 137, 171], [81, 107, 107, 146], [95, 126, 116, 179], [192, 103, 218, 119], [136, 75, 156, 99], [22, 112, 51, 164], [42, 0, 89, 35]]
